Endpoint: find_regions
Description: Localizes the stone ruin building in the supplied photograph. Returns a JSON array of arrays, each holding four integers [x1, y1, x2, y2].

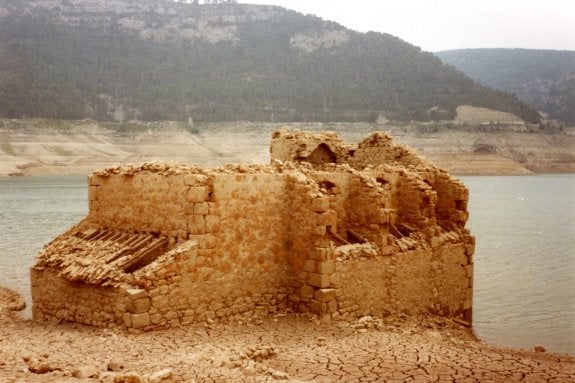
[[31, 129, 474, 330]]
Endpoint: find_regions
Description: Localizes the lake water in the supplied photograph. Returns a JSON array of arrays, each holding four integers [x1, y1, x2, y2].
[[0, 174, 573, 355], [462, 174, 575, 355]]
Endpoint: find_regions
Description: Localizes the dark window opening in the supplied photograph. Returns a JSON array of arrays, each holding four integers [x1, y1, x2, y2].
[[304, 143, 336, 165], [318, 180, 336, 192], [376, 177, 389, 186]]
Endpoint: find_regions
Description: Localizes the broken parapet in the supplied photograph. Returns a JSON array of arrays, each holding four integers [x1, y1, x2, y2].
[[31, 128, 474, 330]]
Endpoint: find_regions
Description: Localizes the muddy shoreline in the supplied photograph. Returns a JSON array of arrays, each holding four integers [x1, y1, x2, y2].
[[1, 287, 574, 382], [2, 119, 575, 177]]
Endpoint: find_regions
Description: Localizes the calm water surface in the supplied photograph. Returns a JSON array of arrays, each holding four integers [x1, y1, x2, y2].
[[0, 174, 573, 355], [0, 176, 87, 306], [462, 174, 575, 355]]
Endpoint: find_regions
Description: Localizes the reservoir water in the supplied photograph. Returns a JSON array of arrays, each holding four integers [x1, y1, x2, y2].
[[0, 174, 573, 355]]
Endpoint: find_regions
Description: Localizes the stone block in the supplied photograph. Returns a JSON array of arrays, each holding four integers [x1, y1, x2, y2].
[[317, 210, 337, 227], [126, 297, 151, 314], [309, 299, 325, 315], [150, 313, 163, 325], [289, 294, 300, 302], [327, 300, 338, 313], [194, 202, 209, 215], [89, 186, 99, 200], [122, 312, 131, 328], [330, 273, 342, 287], [308, 273, 330, 288], [131, 313, 150, 329], [314, 288, 336, 302], [187, 187, 208, 203], [314, 237, 332, 247], [188, 215, 205, 235], [72, 365, 99, 379], [149, 368, 173, 383], [380, 246, 394, 256], [313, 225, 327, 235], [303, 260, 316, 273], [205, 215, 220, 233], [372, 208, 389, 224], [300, 285, 315, 299], [309, 247, 334, 261], [207, 202, 218, 215], [184, 174, 209, 186], [423, 227, 435, 239], [89, 200, 100, 212], [184, 203, 194, 215], [89, 175, 103, 186], [152, 295, 169, 309], [165, 311, 178, 320], [311, 197, 330, 212], [200, 234, 217, 249], [465, 244, 475, 256], [125, 289, 147, 300], [317, 260, 335, 274]]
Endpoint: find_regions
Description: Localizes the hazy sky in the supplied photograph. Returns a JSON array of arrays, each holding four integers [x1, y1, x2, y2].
[[241, 0, 575, 52]]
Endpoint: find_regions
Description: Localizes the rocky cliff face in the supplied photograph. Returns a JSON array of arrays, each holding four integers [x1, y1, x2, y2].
[[0, 0, 281, 42]]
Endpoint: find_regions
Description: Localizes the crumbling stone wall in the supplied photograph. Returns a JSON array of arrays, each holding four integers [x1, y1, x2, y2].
[[31, 128, 474, 329]]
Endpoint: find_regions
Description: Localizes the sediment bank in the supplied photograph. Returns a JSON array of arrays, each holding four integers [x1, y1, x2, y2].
[[1, 119, 575, 177], [1, 288, 574, 382]]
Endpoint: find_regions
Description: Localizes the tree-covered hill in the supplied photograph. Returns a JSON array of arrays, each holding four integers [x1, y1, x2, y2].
[[436, 49, 575, 125], [0, 0, 540, 123]]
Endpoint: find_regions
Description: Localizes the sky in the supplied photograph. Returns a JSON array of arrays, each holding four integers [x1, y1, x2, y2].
[[241, 0, 575, 52]]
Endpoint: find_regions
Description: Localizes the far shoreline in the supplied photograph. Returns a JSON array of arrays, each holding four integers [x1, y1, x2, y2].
[[3, 167, 575, 178]]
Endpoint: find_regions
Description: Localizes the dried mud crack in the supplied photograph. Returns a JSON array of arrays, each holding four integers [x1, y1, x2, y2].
[[1, 290, 573, 383]]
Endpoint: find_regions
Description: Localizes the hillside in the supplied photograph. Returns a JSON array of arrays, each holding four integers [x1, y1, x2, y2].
[[2, 119, 574, 177], [0, 0, 540, 124], [436, 49, 575, 126]]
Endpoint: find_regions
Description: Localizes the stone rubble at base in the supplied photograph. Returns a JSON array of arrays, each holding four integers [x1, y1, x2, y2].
[[31, 128, 474, 330]]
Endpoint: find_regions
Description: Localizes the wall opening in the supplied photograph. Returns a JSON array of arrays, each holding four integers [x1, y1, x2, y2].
[[304, 143, 336, 165]]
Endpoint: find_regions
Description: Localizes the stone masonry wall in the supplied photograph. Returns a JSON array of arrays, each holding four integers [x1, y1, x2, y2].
[[334, 243, 473, 321], [88, 171, 190, 234], [32, 129, 475, 330], [31, 268, 124, 327]]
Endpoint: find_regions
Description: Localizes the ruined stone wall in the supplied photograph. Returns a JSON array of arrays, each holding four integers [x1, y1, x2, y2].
[[125, 237, 295, 329], [269, 129, 350, 166], [88, 172, 190, 234], [347, 174, 393, 249], [32, 129, 475, 330], [432, 172, 470, 231], [282, 171, 340, 316], [34, 170, 310, 329], [347, 132, 429, 170], [333, 243, 473, 321], [309, 171, 352, 240], [31, 268, 124, 327]]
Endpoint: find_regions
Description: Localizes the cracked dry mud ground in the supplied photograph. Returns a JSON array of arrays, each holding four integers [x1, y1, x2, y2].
[[1, 288, 574, 383]]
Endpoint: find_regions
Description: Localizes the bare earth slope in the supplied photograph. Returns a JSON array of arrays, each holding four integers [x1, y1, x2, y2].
[[1, 288, 574, 383], [1, 119, 575, 177]]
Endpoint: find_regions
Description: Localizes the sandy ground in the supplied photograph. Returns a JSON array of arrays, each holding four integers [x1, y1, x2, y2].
[[1, 287, 574, 383]]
